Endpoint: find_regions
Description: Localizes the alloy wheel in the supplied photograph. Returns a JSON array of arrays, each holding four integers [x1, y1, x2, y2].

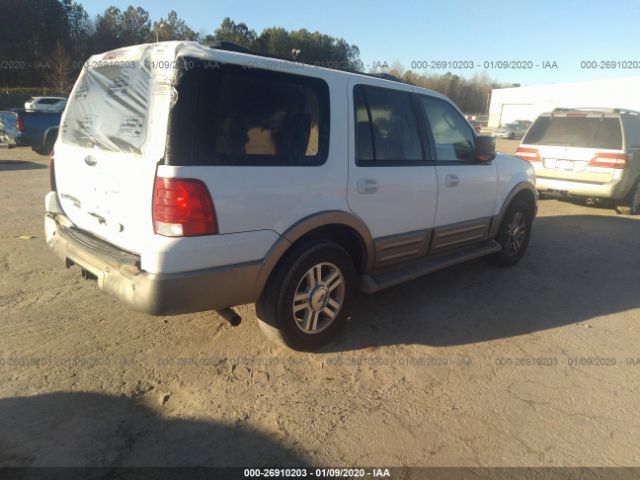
[[506, 211, 527, 256], [292, 262, 345, 334]]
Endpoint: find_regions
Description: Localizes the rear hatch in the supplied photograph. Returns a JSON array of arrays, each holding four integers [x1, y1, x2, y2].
[[518, 112, 625, 183], [54, 43, 177, 254]]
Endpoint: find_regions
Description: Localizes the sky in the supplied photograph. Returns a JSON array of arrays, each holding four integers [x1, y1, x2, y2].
[[84, 0, 640, 86]]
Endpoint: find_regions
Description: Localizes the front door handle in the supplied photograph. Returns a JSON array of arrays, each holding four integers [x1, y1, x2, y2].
[[356, 178, 378, 194], [445, 174, 459, 187]]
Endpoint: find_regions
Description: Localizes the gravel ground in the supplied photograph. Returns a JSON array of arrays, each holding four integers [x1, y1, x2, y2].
[[1, 142, 639, 468]]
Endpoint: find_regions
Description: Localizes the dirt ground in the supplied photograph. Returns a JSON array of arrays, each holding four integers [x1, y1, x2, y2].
[[1, 140, 639, 468]]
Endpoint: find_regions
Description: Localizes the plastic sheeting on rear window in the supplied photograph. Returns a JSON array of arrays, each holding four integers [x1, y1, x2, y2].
[[61, 59, 151, 154]]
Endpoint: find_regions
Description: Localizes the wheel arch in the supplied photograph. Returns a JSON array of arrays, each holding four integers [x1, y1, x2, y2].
[[43, 126, 58, 149], [254, 211, 375, 298], [490, 182, 537, 238]]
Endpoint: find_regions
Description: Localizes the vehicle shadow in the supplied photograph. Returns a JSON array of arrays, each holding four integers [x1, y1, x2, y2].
[[325, 214, 640, 352], [0, 391, 308, 467], [0, 159, 47, 171]]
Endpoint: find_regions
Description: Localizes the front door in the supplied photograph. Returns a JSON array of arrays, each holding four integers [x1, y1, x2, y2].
[[418, 95, 498, 252]]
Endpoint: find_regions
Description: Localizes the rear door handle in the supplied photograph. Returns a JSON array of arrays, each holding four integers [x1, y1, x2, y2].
[[445, 174, 459, 187], [356, 178, 378, 194]]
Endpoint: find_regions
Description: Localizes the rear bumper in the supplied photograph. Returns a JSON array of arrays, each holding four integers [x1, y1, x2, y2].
[[45, 212, 261, 315], [536, 176, 631, 200]]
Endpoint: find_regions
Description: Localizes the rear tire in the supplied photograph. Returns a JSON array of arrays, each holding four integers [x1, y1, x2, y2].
[[256, 240, 357, 351], [33, 134, 55, 156], [487, 200, 534, 267], [615, 178, 640, 215]]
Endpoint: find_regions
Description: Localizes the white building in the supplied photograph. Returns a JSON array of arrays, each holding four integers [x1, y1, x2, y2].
[[488, 77, 640, 128]]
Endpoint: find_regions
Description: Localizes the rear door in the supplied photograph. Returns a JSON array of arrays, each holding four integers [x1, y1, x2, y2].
[[346, 81, 438, 265], [418, 95, 498, 251], [54, 44, 175, 254]]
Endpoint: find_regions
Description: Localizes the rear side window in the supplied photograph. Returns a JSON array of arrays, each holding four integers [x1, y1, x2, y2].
[[353, 85, 423, 165], [523, 116, 623, 150], [170, 61, 329, 166]]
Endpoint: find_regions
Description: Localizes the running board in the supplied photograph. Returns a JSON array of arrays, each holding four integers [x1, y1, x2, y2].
[[360, 240, 502, 294]]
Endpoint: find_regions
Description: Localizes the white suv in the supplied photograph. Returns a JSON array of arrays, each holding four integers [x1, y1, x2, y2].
[[24, 96, 67, 113], [45, 42, 537, 350]]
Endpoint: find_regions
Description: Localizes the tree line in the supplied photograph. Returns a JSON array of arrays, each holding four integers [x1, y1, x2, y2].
[[0, 0, 507, 113]]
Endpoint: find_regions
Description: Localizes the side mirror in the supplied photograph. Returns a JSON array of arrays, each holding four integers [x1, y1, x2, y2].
[[475, 135, 496, 162]]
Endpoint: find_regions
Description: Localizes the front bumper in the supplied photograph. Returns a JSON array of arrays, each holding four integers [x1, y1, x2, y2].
[[45, 212, 262, 316]]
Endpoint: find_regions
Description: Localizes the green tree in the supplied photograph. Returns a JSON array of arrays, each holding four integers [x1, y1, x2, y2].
[[150, 10, 198, 42], [206, 19, 363, 72], [93, 6, 124, 51], [122, 6, 151, 45], [205, 17, 256, 48]]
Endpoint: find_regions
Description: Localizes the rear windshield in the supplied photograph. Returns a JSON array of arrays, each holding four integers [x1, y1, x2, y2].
[[61, 62, 151, 153], [167, 59, 330, 166], [523, 116, 622, 149]]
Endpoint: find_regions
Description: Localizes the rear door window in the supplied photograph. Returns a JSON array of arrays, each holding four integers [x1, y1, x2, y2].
[[523, 116, 623, 149], [353, 85, 424, 165], [171, 62, 329, 166]]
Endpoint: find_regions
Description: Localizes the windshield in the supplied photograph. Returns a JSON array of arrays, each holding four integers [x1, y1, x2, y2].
[[523, 116, 622, 149]]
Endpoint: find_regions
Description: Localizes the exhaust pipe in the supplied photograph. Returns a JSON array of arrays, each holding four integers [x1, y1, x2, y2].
[[216, 308, 241, 327], [81, 269, 97, 281]]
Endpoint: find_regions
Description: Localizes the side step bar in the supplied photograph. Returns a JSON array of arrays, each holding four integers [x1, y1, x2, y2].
[[360, 240, 502, 294]]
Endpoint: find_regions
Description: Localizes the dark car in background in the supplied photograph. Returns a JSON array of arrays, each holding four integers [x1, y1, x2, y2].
[[0, 108, 61, 155], [495, 120, 531, 139]]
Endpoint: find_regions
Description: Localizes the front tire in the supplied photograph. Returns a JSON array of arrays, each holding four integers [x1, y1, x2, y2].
[[487, 200, 534, 267], [256, 240, 357, 351]]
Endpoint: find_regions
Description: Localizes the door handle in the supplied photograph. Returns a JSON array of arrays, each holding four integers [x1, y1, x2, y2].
[[445, 174, 459, 187], [356, 178, 378, 194]]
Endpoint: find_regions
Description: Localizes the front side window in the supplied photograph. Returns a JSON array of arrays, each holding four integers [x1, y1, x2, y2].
[[173, 62, 329, 166], [420, 96, 475, 162], [353, 85, 423, 165]]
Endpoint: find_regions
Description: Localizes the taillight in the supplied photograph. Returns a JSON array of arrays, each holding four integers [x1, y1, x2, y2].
[[16, 115, 25, 132], [153, 177, 217, 237], [589, 152, 627, 169], [516, 147, 541, 162], [49, 150, 56, 191]]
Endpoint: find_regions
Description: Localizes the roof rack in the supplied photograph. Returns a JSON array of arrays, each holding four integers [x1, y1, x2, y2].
[[362, 72, 404, 83], [552, 107, 640, 115], [205, 40, 406, 83], [205, 40, 253, 54]]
